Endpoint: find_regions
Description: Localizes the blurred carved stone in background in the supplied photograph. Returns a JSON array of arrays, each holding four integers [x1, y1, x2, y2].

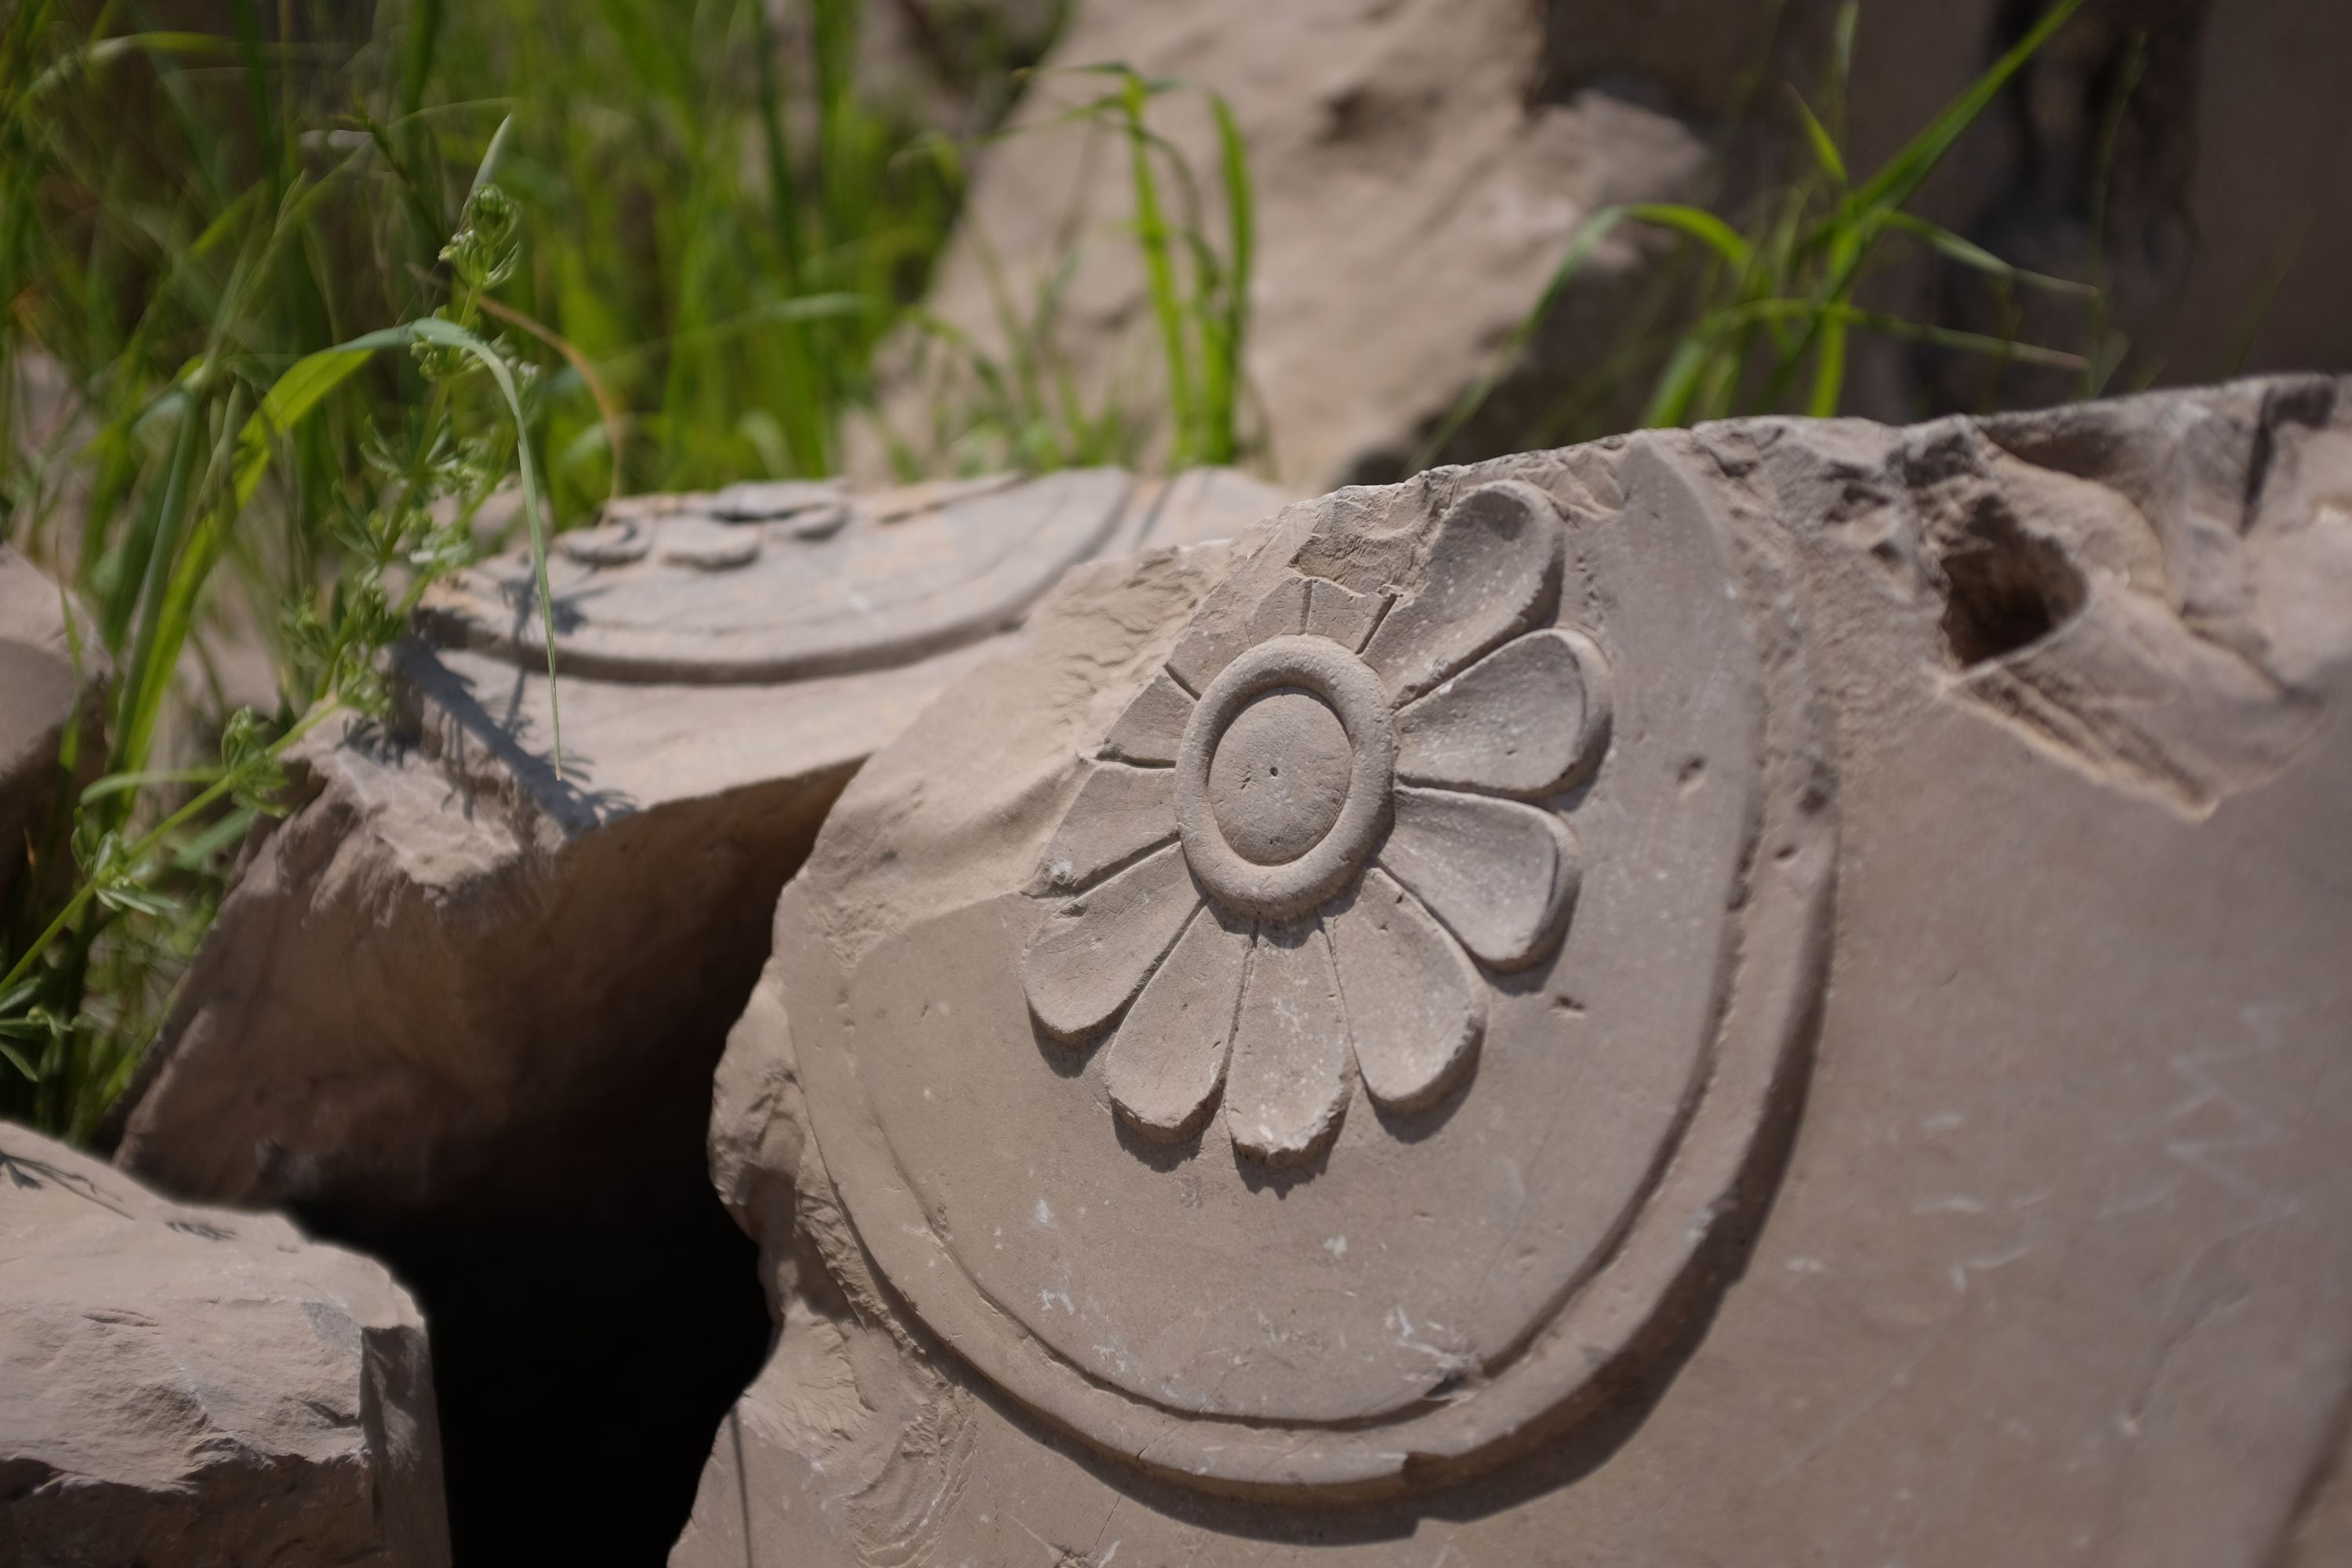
[[0, 1120, 448, 1568], [885, 0, 2352, 488], [677, 376, 2352, 1563], [107, 465, 1289, 1563]]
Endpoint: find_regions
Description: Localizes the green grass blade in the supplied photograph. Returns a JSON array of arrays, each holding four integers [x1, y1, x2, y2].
[[1848, 0, 2086, 220], [1207, 91, 1254, 464], [1789, 92, 1848, 187], [404, 315, 560, 768], [1117, 71, 1196, 463], [1642, 336, 1715, 428], [1882, 211, 2097, 296], [230, 337, 398, 504], [1624, 203, 1753, 270], [468, 113, 515, 200]]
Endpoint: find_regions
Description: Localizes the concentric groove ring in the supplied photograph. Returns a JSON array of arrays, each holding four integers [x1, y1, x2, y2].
[[1173, 634, 1396, 919]]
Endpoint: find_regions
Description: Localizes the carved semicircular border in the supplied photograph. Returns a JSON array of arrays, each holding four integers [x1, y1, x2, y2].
[[808, 445, 1838, 1499]]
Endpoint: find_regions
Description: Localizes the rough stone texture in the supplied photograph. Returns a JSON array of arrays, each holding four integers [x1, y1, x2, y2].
[[106, 464, 1289, 1563], [881, 0, 2351, 490], [679, 376, 2352, 1564], [0, 547, 101, 919], [0, 1120, 448, 1568], [868, 0, 1709, 488]]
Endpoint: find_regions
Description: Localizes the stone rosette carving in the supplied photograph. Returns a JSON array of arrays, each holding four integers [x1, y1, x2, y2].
[[776, 445, 1837, 1499], [1022, 481, 1613, 1163]]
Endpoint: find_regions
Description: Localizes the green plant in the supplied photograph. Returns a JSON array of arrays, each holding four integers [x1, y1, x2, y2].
[[0, 0, 1020, 1139], [0, 144, 550, 1138], [878, 64, 1260, 476], [1416, 0, 2110, 468]]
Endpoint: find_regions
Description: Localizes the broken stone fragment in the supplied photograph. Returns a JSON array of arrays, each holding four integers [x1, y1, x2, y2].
[[886, 0, 2352, 489], [105, 464, 1290, 1563], [679, 377, 2352, 1565], [0, 1119, 448, 1567]]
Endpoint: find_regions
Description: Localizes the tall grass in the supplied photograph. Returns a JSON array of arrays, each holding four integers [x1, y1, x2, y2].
[[0, 0, 972, 1138], [0, 2, 1261, 1140], [879, 65, 1259, 476], [1415, 0, 2112, 467]]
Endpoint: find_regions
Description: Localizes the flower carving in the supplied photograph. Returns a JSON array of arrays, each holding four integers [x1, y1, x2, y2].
[[1022, 481, 1613, 1164]]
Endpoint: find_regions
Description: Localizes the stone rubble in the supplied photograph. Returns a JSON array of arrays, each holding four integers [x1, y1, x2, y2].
[[0, 1120, 448, 1568]]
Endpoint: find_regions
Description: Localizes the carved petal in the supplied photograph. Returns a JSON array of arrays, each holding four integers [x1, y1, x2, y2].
[[1024, 843, 1203, 1040], [1035, 764, 1177, 893], [1168, 575, 1308, 693], [1330, 869, 1484, 1111], [1377, 786, 1580, 970], [1101, 673, 1196, 766], [1395, 629, 1611, 797], [1362, 481, 1565, 702], [1304, 578, 1388, 653], [1225, 922, 1354, 1165], [1105, 904, 1252, 1140]]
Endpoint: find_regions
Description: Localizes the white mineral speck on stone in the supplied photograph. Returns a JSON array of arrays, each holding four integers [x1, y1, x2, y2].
[[1033, 1198, 1054, 1227], [1324, 1235, 1348, 1258]]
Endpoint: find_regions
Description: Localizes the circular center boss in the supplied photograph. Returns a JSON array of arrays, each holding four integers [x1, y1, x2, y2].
[[1173, 635, 1396, 919]]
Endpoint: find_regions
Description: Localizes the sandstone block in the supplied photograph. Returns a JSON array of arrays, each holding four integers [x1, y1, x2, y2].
[[108, 465, 1289, 1562], [885, 0, 2351, 488], [0, 1120, 447, 1568], [679, 377, 2352, 1565]]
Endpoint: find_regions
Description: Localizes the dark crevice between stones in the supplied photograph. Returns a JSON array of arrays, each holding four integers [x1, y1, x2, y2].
[[263, 797, 814, 1566], [337, 1196, 769, 1567], [1936, 512, 2089, 668]]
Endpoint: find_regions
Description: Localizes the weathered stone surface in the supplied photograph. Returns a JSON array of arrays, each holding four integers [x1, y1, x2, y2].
[[869, 0, 1709, 488], [107, 464, 1289, 1563], [680, 377, 2352, 1563], [883, 0, 2350, 489], [0, 1120, 447, 1568], [0, 548, 101, 918]]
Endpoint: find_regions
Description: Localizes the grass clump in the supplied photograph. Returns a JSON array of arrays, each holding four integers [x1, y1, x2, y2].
[[1418, 0, 2114, 466], [0, 2, 1261, 1141], [0, 0, 967, 1138]]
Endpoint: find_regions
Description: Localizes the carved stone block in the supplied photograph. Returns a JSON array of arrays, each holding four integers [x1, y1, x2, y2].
[[680, 378, 2352, 1566], [0, 1119, 448, 1567], [107, 465, 1290, 1563]]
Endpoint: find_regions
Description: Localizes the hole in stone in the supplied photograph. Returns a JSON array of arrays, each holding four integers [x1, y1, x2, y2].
[[1936, 514, 2086, 668], [326, 1185, 768, 1566]]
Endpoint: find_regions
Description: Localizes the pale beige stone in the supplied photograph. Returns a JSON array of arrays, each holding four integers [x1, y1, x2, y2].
[[0, 1120, 447, 1568], [1024, 840, 1201, 1041], [681, 376, 2352, 1566], [1105, 904, 1251, 1141], [1379, 784, 1581, 969], [1328, 866, 1483, 1112], [1359, 478, 1567, 702], [1035, 760, 1176, 891], [1225, 920, 1356, 1165], [1395, 626, 1610, 794], [866, 0, 1710, 488], [1098, 670, 1197, 764], [879, 0, 2348, 488], [110, 465, 1294, 1562]]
